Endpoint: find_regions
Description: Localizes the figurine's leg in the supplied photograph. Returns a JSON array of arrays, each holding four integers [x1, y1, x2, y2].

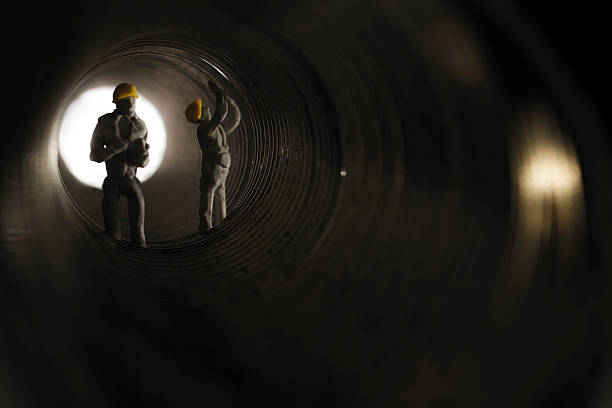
[[203, 187, 215, 231], [101, 177, 121, 240], [212, 186, 220, 226], [215, 169, 228, 222], [213, 184, 226, 224], [199, 172, 216, 233], [126, 178, 146, 248], [211, 165, 229, 226]]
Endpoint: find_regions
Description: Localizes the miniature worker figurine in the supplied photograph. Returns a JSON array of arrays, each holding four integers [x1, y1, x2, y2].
[[185, 80, 241, 233], [90, 83, 150, 247]]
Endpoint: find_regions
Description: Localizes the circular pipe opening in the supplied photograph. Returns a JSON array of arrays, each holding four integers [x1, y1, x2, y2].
[[52, 35, 342, 256]]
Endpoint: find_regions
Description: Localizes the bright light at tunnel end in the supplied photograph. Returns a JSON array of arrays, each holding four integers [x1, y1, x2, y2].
[[59, 86, 167, 189]]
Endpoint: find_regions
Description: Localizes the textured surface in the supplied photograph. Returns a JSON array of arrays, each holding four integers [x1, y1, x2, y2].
[[2, 1, 611, 407]]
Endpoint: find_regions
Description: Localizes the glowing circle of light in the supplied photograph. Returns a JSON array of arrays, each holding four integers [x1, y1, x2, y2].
[[59, 86, 167, 189], [521, 148, 581, 195]]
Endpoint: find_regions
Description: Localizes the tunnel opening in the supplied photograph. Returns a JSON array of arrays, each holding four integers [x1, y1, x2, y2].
[[50, 34, 342, 253]]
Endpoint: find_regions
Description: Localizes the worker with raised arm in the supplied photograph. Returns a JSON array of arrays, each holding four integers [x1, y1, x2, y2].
[[185, 80, 241, 233]]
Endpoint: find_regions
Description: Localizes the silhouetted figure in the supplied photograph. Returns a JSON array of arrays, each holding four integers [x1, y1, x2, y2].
[[90, 83, 150, 247], [185, 80, 241, 233]]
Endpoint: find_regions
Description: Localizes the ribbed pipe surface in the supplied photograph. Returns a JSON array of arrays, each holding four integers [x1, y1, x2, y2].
[[1, 1, 611, 407]]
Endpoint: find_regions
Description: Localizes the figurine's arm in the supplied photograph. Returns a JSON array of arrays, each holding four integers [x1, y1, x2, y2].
[[199, 91, 228, 135], [223, 97, 241, 135], [89, 117, 128, 163], [138, 131, 150, 167], [129, 125, 150, 166], [127, 118, 148, 142]]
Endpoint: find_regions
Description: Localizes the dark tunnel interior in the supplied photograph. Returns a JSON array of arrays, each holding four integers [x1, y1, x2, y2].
[[2, 0, 612, 407]]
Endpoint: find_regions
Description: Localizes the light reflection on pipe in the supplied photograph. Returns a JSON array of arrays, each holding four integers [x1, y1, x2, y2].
[[520, 144, 581, 195], [508, 105, 585, 288], [199, 57, 229, 80]]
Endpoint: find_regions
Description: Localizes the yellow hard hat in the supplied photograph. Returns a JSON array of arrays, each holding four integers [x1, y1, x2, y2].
[[185, 98, 202, 124], [112, 83, 139, 103]]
